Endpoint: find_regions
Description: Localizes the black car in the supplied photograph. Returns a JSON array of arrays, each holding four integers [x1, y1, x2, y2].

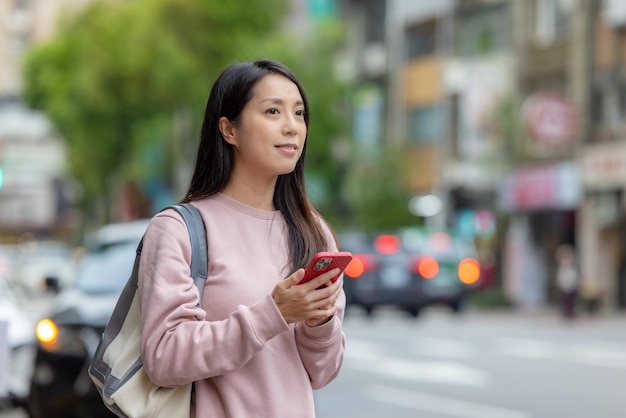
[[339, 228, 480, 317], [27, 242, 137, 418]]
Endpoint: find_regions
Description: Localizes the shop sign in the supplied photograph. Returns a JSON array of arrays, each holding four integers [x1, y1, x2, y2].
[[498, 162, 582, 211], [580, 143, 626, 189], [522, 91, 577, 147]]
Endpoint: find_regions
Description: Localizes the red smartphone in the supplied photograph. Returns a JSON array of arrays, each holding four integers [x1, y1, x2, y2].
[[297, 251, 353, 285]]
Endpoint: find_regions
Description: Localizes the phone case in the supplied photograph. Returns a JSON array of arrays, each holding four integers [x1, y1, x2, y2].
[[298, 251, 353, 285]]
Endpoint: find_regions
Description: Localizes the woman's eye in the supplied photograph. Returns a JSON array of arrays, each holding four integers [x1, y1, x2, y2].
[[266, 108, 279, 115], [296, 109, 306, 117]]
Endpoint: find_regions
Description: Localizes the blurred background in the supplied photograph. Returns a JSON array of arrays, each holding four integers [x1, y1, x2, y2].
[[1, 0, 626, 417], [1, 0, 624, 314]]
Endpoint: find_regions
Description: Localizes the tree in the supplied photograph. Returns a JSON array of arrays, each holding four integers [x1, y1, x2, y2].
[[22, 0, 287, 223], [342, 144, 417, 231]]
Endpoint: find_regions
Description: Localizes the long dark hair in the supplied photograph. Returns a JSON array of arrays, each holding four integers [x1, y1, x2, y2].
[[181, 59, 329, 272]]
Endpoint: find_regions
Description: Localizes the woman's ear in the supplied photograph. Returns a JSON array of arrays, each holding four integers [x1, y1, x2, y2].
[[219, 117, 237, 145]]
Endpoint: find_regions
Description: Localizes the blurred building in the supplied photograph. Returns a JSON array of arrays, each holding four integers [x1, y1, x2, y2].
[[578, 0, 626, 310], [0, 0, 95, 238], [0, 101, 72, 234], [338, 0, 516, 302], [0, 0, 95, 97], [499, 0, 583, 310], [338, 0, 626, 311]]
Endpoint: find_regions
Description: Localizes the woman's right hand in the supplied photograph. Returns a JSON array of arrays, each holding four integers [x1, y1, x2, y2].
[[271, 268, 342, 324]]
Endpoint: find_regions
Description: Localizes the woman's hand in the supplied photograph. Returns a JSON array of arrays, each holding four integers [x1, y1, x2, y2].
[[271, 268, 342, 325]]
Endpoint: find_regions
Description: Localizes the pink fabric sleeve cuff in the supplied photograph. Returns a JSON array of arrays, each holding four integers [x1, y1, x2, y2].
[[245, 294, 291, 343], [296, 315, 341, 343]]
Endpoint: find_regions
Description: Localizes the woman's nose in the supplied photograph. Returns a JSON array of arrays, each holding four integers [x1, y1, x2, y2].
[[282, 115, 299, 135]]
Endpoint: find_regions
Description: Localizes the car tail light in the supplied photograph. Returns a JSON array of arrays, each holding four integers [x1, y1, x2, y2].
[[410, 256, 438, 279], [344, 254, 378, 278], [458, 258, 480, 284], [374, 234, 401, 255]]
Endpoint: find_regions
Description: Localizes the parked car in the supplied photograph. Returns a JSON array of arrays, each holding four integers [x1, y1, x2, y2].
[[399, 227, 481, 313], [339, 228, 481, 317], [86, 219, 151, 252], [26, 219, 148, 418], [0, 276, 36, 410], [9, 240, 76, 295]]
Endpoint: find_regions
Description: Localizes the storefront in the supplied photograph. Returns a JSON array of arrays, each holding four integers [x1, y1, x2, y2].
[[579, 143, 626, 310], [498, 161, 582, 309]]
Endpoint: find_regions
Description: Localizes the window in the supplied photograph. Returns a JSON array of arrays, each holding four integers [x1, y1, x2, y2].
[[406, 21, 437, 60], [590, 77, 626, 141], [364, 0, 386, 43], [456, 4, 509, 57], [407, 105, 443, 144], [12, 0, 29, 10], [532, 0, 569, 46]]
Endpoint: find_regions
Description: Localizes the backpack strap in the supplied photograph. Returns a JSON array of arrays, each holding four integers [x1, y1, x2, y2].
[[134, 203, 208, 306], [165, 203, 209, 307], [88, 202, 208, 403]]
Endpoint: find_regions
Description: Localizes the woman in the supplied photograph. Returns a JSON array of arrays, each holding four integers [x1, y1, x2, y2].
[[555, 243, 578, 320], [138, 59, 346, 418]]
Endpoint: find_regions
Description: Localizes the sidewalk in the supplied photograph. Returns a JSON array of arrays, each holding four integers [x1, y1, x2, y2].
[[462, 305, 626, 333]]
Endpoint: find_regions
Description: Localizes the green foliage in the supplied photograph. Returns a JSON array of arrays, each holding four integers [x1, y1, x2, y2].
[[22, 0, 287, 221], [23, 0, 411, 232], [485, 92, 521, 158], [342, 144, 418, 231], [469, 287, 512, 308]]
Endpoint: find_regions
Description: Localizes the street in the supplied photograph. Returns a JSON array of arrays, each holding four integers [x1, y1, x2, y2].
[[2, 306, 625, 418], [315, 306, 626, 418]]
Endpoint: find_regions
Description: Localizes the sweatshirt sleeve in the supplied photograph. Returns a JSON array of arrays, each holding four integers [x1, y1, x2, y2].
[[294, 217, 347, 389], [138, 209, 290, 387]]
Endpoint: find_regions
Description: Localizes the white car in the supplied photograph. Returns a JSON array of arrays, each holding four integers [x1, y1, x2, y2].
[[0, 276, 37, 409], [8, 241, 76, 295], [86, 219, 151, 251]]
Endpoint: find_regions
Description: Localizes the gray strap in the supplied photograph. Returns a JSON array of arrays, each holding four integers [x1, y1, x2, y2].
[[165, 203, 208, 306], [89, 202, 209, 394]]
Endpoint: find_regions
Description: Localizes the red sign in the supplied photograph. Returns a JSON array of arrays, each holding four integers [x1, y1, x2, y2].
[[498, 162, 581, 211], [522, 91, 576, 147], [511, 166, 556, 208]]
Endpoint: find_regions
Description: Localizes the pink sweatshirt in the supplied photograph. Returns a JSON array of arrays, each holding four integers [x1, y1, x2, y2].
[[138, 193, 346, 418]]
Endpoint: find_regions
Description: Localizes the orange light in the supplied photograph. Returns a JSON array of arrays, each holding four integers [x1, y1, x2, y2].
[[418, 256, 439, 279], [36, 319, 58, 344], [374, 234, 401, 255], [344, 257, 365, 278], [458, 258, 480, 284]]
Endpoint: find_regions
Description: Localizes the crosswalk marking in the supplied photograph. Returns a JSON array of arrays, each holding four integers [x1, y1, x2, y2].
[[366, 385, 531, 418], [349, 336, 626, 370], [346, 339, 489, 388], [410, 337, 475, 359], [494, 337, 626, 369], [493, 338, 560, 359]]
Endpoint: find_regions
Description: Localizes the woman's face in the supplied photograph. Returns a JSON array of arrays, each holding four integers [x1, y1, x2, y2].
[[223, 73, 307, 180]]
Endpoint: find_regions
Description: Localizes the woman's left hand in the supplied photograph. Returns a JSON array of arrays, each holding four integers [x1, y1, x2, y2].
[[271, 268, 342, 325]]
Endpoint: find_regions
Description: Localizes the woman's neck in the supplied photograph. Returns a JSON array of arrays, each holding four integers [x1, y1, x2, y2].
[[221, 177, 277, 211]]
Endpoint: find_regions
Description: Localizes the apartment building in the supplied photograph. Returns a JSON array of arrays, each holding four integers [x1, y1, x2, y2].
[[338, 0, 626, 310], [0, 0, 94, 236]]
